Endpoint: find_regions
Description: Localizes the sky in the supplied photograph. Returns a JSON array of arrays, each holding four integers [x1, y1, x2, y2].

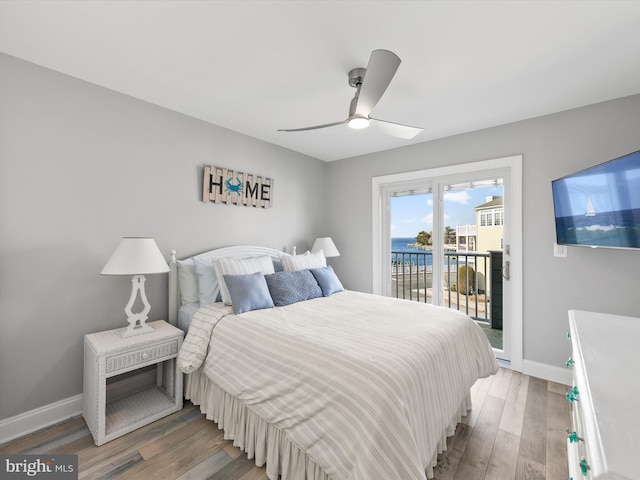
[[391, 186, 503, 238]]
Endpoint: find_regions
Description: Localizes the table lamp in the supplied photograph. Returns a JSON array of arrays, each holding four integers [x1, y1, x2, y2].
[[311, 237, 340, 258], [101, 237, 169, 337]]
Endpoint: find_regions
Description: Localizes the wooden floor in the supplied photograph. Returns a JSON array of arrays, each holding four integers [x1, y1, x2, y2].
[[0, 368, 570, 480]]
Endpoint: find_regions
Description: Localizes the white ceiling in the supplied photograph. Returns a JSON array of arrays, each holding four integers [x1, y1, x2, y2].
[[2, 1, 640, 162]]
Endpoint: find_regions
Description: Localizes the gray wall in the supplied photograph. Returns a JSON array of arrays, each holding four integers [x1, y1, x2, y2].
[[327, 94, 640, 370], [0, 53, 326, 420]]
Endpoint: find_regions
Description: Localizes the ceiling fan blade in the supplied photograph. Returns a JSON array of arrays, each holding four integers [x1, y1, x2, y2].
[[370, 117, 423, 139], [355, 49, 401, 117], [278, 119, 349, 133]]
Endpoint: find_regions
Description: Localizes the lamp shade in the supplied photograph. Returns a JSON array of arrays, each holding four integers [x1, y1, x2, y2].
[[311, 237, 340, 258], [101, 237, 169, 275]]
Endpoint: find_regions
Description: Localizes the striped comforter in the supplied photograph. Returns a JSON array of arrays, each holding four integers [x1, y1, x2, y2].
[[178, 290, 497, 480]]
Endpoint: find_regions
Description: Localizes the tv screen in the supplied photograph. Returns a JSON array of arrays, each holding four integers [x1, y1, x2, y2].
[[552, 149, 640, 250]]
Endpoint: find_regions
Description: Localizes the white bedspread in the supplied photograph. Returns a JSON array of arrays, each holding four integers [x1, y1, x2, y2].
[[178, 290, 497, 480]]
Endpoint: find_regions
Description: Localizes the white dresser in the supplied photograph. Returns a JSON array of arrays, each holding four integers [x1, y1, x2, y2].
[[567, 310, 640, 480]]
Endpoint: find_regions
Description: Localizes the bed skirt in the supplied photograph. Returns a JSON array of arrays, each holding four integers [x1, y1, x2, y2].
[[185, 369, 473, 480]]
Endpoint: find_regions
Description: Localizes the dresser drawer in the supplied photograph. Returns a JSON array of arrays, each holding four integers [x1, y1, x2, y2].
[[568, 437, 592, 480], [569, 391, 591, 479], [567, 310, 640, 480], [105, 339, 179, 375]]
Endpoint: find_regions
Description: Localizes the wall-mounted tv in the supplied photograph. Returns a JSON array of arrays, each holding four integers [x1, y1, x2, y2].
[[552, 149, 640, 250]]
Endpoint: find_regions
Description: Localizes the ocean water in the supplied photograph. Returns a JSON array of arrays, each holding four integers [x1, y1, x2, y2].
[[391, 237, 433, 266], [555, 207, 640, 248], [391, 238, 474, 269], [392, 237, 429, 253]]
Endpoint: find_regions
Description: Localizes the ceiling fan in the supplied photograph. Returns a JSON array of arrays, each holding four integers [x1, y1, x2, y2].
[[278, 49, 423, 139]]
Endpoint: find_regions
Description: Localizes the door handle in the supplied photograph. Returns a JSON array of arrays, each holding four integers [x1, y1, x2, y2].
[[502, 260, 510, 280]]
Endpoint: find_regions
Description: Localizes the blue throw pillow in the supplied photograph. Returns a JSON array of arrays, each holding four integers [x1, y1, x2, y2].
[[264, 270, 322, 307], [310, 266, 344, 296], [223, 272, 274, 314]]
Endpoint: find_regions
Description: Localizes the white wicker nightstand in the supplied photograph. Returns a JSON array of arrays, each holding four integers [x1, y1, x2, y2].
[[82, 320, 184, 446]]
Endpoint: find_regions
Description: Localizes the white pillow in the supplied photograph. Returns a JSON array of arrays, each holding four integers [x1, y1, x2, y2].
[[280, 250, 327, 271], [177, 259, 199, 305], [213, 255, 275, 305]]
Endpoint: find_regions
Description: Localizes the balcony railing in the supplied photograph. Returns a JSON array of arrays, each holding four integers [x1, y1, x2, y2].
[[456, 224, 477, 236], [391, 250, 491, 321]]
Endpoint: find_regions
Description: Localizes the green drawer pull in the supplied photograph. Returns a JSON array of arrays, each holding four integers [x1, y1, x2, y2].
[[566, 386, 579, 403], [565, 357, 574, 368], [567, 331, 571, 340], [566, 429, 583, 443], [580, 458, 590, 476]]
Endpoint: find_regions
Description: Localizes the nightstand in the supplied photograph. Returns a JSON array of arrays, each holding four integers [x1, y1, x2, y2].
[[83, 320, 184, 446]]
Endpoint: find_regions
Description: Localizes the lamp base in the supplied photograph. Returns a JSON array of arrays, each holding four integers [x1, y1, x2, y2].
[[122, 322, 155, 338], [120, 274, 155, 338]]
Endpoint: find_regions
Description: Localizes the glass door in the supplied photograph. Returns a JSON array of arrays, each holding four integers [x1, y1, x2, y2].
[[442, 179, 504, 351], [390, 190, 434, 304], [373, 156, 521, 366]]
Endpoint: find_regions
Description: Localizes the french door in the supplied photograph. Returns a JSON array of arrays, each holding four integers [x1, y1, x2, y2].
[[372, 156, 522, 368]]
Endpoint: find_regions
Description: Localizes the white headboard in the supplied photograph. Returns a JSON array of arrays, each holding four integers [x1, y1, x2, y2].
[[168, 245, 290, 326]]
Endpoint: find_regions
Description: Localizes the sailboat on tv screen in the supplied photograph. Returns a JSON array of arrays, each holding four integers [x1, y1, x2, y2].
[[585, 196, 596, 217]]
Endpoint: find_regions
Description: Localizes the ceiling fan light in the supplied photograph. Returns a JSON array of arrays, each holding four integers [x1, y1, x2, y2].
[[348, 116, 370, 129]]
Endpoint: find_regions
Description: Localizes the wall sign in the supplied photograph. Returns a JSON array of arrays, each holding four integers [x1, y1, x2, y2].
[[203, 165, 273, 208]]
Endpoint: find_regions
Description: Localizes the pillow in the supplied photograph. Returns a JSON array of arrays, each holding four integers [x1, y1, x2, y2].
[[177, 259, 199, 305], [280, 250, 327, 272], [265, 270, 322, 307], [213, 255, 275, 305], [224, 273, 274, 315], [311, 265, 344, 296], [272, 258, 284, 272], [193, 257, 219, 305]]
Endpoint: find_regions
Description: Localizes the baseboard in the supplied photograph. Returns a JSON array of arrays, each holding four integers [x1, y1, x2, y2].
[[0, 394, 83, 445], [522, 359, 572, 386]]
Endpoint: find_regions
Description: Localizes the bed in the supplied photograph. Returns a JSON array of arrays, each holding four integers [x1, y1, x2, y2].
[[168, 245, 498, 480]]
